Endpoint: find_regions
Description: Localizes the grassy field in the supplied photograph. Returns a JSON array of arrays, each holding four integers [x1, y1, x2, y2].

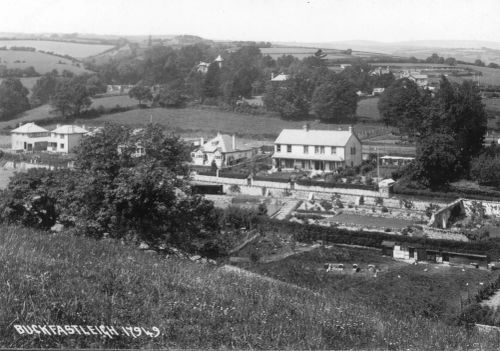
[[77, 107, 389, 140], [91, 94, 138, 109], [0, 50, 90, 74], [356, 97, 380, 120], [0, 40, 114, 59], [1, 225, 498, 350]]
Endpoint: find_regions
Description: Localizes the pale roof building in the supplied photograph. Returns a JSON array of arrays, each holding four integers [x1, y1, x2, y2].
[[11, 122, 49, 134]]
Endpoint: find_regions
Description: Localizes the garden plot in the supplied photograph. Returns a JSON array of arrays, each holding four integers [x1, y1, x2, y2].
[[291, 198, 428, 234]]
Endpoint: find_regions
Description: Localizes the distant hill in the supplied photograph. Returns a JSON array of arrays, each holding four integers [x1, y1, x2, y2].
[[276, 40, 500, 65]]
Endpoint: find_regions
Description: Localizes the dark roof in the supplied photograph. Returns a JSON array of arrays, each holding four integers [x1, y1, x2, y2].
[[381, 241, 395, 247]]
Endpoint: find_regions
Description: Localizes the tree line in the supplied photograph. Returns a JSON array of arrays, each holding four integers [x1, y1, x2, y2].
[[379, 76, 492, 190]]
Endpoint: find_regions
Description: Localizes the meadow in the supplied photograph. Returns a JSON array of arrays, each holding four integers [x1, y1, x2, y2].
[[91, 94, 139, 109], [356, 97, 381, 120], [78, 106, 390, 141], [0, 40, 114, 58], [1, 224, 499, 350], [0, 50, 90, 75]]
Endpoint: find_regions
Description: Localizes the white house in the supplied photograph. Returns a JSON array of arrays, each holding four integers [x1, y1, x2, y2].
[[271, 73, 290, 82], [47, 125, 89, 153], [197, 61, 210, 74], [11, 123, 50, 151], [272, 125, 362, 171], [191, 133, 259, 168], [408, 73, 428, 87]]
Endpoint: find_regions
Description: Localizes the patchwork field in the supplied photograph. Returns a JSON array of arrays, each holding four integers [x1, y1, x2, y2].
[[261, 47, 395, 61], [0, 50, 90, 74], [0, 40, 114, 58]]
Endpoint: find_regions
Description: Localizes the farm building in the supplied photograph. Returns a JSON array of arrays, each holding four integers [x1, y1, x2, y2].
[[191, 133, 260, 168], [380, 155, 415, 167], [11, 123, 50, 152], [106, 85, 134, 95], [381, 241, 489, 268], [47, 125, 89, 153], [272, 125, 362, 171]]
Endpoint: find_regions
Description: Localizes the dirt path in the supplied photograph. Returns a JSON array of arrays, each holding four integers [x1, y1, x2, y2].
[[220, 264, 322, 296], [260, 243, 321, 263]]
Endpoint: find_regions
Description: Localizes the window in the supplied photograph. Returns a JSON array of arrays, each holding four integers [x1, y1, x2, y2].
[[315, 146, 325, 154], [351, 147, 356, 155], [331, 147, 337, 154], [276, 144, 281, 152], [287, 145, 292, 153], [60, 134, 64, 139], [303, 145, 308, 154], [60, 143, 64, 149]]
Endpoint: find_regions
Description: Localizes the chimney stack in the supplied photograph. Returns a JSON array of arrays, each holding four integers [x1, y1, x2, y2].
[[271, 72, 275, 80], [200, 137, 204, 146], [303, 124, 310, 132], [56, 124, 61, 129], [232, 135, 236, 150], [348, 126, 353, 133]]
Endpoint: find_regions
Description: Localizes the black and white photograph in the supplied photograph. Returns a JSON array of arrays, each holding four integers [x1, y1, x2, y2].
[[2, 0, 500, 349]]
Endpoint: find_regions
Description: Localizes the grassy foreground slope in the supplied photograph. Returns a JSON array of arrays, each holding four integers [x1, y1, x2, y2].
[[0, 225, 498, 350]]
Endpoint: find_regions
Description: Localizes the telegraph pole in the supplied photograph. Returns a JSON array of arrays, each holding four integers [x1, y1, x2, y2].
[[377, 147, 380, 181]]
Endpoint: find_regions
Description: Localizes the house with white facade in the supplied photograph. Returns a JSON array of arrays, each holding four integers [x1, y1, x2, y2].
[[272, 125, 362, 171], [11, 123, 50, 152], [270, 73, 290, 82], [408, 73, 429, 87], [191, 133, 260, 168], [47, 125, 88, 153]]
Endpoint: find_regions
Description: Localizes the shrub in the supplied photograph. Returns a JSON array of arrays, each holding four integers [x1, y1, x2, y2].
[[425, 203, 441, 218], [381, 206, 389, 213], [229, 184, 241, 193], [400, 198, 414, 209], [358, 195, 365, 205], [335, 199, 344, 209], [320, 200, 333, 211], [375, 197, 384, 206]]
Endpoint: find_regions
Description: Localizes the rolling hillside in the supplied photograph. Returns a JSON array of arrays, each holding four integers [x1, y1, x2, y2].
[[0, 224, 497, 349]]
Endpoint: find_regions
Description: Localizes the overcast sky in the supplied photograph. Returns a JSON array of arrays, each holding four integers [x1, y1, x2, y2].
[[2, 0, 500, 43]]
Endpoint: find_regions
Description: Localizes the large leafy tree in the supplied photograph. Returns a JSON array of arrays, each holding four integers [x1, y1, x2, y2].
[[0, 123, 220, 252], [31, 72, 59, 106], [413, 133, 462, 189], [128, 85, 153, 106], [378, 78, 430, 137], [263, 74, 314, 119], [0, 78, 30, 120], [311, 77, 358, 122], [52, 77, 93, 118]]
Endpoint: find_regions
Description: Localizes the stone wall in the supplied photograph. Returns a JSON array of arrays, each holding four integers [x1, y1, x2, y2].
[[423, 226, 469, 242], [463, 199, 500, 216]]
